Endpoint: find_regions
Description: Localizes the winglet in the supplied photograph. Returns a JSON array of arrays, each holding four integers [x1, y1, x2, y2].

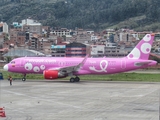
[[78, 54, 89, 67], [51, 54, 89, 74], [74, 54, 89, 71], [134, 61, 151, 67]]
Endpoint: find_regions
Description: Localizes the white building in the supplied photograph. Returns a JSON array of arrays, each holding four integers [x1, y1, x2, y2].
[[87, 30, 94, 34], [91, 45, 105, 57], [0, 22, 8, 44], [52, 28, 71, 37], [21, 19, 42, 35], [91, 35, 98, 41], [21, 18, 41, 26], [0, 22, 8, 34]]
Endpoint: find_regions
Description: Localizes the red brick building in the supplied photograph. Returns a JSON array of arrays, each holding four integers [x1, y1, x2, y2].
[[66, 42, 91, 57]]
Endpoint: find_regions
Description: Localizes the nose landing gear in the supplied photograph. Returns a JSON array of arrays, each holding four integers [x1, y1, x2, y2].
[[22, 74, 26, 81]]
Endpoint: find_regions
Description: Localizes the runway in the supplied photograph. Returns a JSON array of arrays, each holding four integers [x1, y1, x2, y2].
[[0, 79, 160, 120]]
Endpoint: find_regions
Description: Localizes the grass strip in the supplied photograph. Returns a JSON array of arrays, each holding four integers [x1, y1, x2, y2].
[[1, 71, 160, 82]]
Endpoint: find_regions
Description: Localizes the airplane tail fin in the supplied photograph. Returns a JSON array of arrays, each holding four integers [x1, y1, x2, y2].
[[126, 34, 155, 60]]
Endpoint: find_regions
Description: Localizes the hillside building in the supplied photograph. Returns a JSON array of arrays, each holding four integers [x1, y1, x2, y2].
[[0, 22, 8, 34], [91, 45, 105, 57], [51, 45, 66, 57], [22, 18, 42, 35], [52, 28, 71, 37], [66, 42, 91, 57]]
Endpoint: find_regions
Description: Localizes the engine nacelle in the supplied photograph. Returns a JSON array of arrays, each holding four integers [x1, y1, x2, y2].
[[43, 70, 66, 79]]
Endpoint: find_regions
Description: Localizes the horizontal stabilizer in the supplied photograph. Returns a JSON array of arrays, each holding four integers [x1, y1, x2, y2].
[[134, 62, 151, 67]]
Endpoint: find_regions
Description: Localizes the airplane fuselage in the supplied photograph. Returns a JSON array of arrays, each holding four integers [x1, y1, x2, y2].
[[3, 34, 157, 82], [5, 57, 156, 75]]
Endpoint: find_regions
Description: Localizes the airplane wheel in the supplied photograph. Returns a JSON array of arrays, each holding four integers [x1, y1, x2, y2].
[[70, 78, 75, 83], [75, 77, 80, 82], [22, 78, 26, 81]]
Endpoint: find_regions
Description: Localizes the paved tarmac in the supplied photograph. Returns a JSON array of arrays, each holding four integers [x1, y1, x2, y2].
[[0, 79, 160, 120]]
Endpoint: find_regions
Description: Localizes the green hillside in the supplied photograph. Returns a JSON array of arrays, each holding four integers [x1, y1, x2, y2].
[[0, 0, 160, 31]]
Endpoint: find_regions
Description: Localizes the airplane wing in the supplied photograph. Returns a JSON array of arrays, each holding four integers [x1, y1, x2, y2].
[[134, 61, 151, 66], [50, 54, 89, 74]]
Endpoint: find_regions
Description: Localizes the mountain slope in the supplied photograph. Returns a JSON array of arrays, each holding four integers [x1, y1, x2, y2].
[[0, 0, 160, 31]]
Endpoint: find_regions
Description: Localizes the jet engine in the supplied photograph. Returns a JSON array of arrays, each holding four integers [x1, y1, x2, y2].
[[43, 70, 66, 79]]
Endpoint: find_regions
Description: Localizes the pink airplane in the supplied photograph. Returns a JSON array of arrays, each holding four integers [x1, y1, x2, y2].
[[3, 34, 157, 82]]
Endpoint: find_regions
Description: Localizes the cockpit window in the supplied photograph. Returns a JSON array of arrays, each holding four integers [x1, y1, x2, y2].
[[10, 61, 15, 64]]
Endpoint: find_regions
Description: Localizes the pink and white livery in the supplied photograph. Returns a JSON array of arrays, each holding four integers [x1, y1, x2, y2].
[[3, 34, 157, 82]]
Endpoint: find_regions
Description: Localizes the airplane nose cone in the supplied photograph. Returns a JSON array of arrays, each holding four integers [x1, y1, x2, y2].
[[3, 64, 8, 71]]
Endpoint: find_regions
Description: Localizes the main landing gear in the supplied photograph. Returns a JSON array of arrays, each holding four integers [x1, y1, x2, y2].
[[70, 76, 80, 83]]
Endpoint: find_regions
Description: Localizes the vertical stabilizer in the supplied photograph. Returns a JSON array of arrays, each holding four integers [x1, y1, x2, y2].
[[127, 34, 155, 60]]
